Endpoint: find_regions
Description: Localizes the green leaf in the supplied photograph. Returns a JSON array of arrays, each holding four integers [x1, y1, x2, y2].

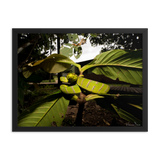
[[95, 97, 118, 115], [41, 54, 72, 73], [85, 94, 104, 101], [111, 104, 142, 125], [22, 66, 39, 79], [113, 94, 142, 122], [128, 103, 142, 110], [18, 90, 70, 127], [95, 94, 142, 124], [23, 54, 81, 78], [55, 57, 81, 72], [22, 59, 45, 78], [81, 49, 142, 85]]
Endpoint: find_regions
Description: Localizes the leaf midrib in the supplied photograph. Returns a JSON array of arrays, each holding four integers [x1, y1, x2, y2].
[[35, 98, 59, 126], [81, 63, 142, 73]]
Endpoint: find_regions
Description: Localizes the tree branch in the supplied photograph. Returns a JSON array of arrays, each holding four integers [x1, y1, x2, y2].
[[17, 42, 33, 54], [17, 35, 40, 54], [19, 40, 38, 68]]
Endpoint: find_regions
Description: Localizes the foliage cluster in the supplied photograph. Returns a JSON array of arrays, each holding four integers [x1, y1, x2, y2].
[[18, 51, 142, 126], [17, 33, 143, 127]]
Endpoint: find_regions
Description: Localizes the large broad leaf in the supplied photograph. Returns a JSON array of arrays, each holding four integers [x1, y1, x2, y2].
[[23, 54, 81, 78], [111, 104, 142, 125], [41, 54, 71, 73], [18, 90, 70, 127], [81, 50, 142, 85], [95, 94, 142, 125]]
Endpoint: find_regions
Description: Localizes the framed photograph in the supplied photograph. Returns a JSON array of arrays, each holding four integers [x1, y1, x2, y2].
[[12, 28, 148, 131]]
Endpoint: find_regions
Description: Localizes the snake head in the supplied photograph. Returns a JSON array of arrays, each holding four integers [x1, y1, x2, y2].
[[67, 73, 78, 84]]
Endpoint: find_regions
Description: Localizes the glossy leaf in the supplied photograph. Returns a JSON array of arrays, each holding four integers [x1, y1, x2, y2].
[[81, 50, 142, 85], [128, 103, 142, 110], [85, 94, 104, 101], [23, 54, 81, 78], [111, 104, 142, 125], [18, 90, 70, 127]]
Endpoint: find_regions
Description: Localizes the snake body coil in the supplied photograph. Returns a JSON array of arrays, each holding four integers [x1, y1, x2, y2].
[[77, 76, 110, 95], [60, 75, 110, 96]]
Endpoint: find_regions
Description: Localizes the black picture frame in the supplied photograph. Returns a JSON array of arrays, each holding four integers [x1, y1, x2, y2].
[[9, 26, 151, 134]]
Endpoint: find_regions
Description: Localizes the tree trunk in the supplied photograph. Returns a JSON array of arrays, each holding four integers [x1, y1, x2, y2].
[[75, 92, 86, 126], [49, 73, 51, 82], [75, 103, 85, 126]]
